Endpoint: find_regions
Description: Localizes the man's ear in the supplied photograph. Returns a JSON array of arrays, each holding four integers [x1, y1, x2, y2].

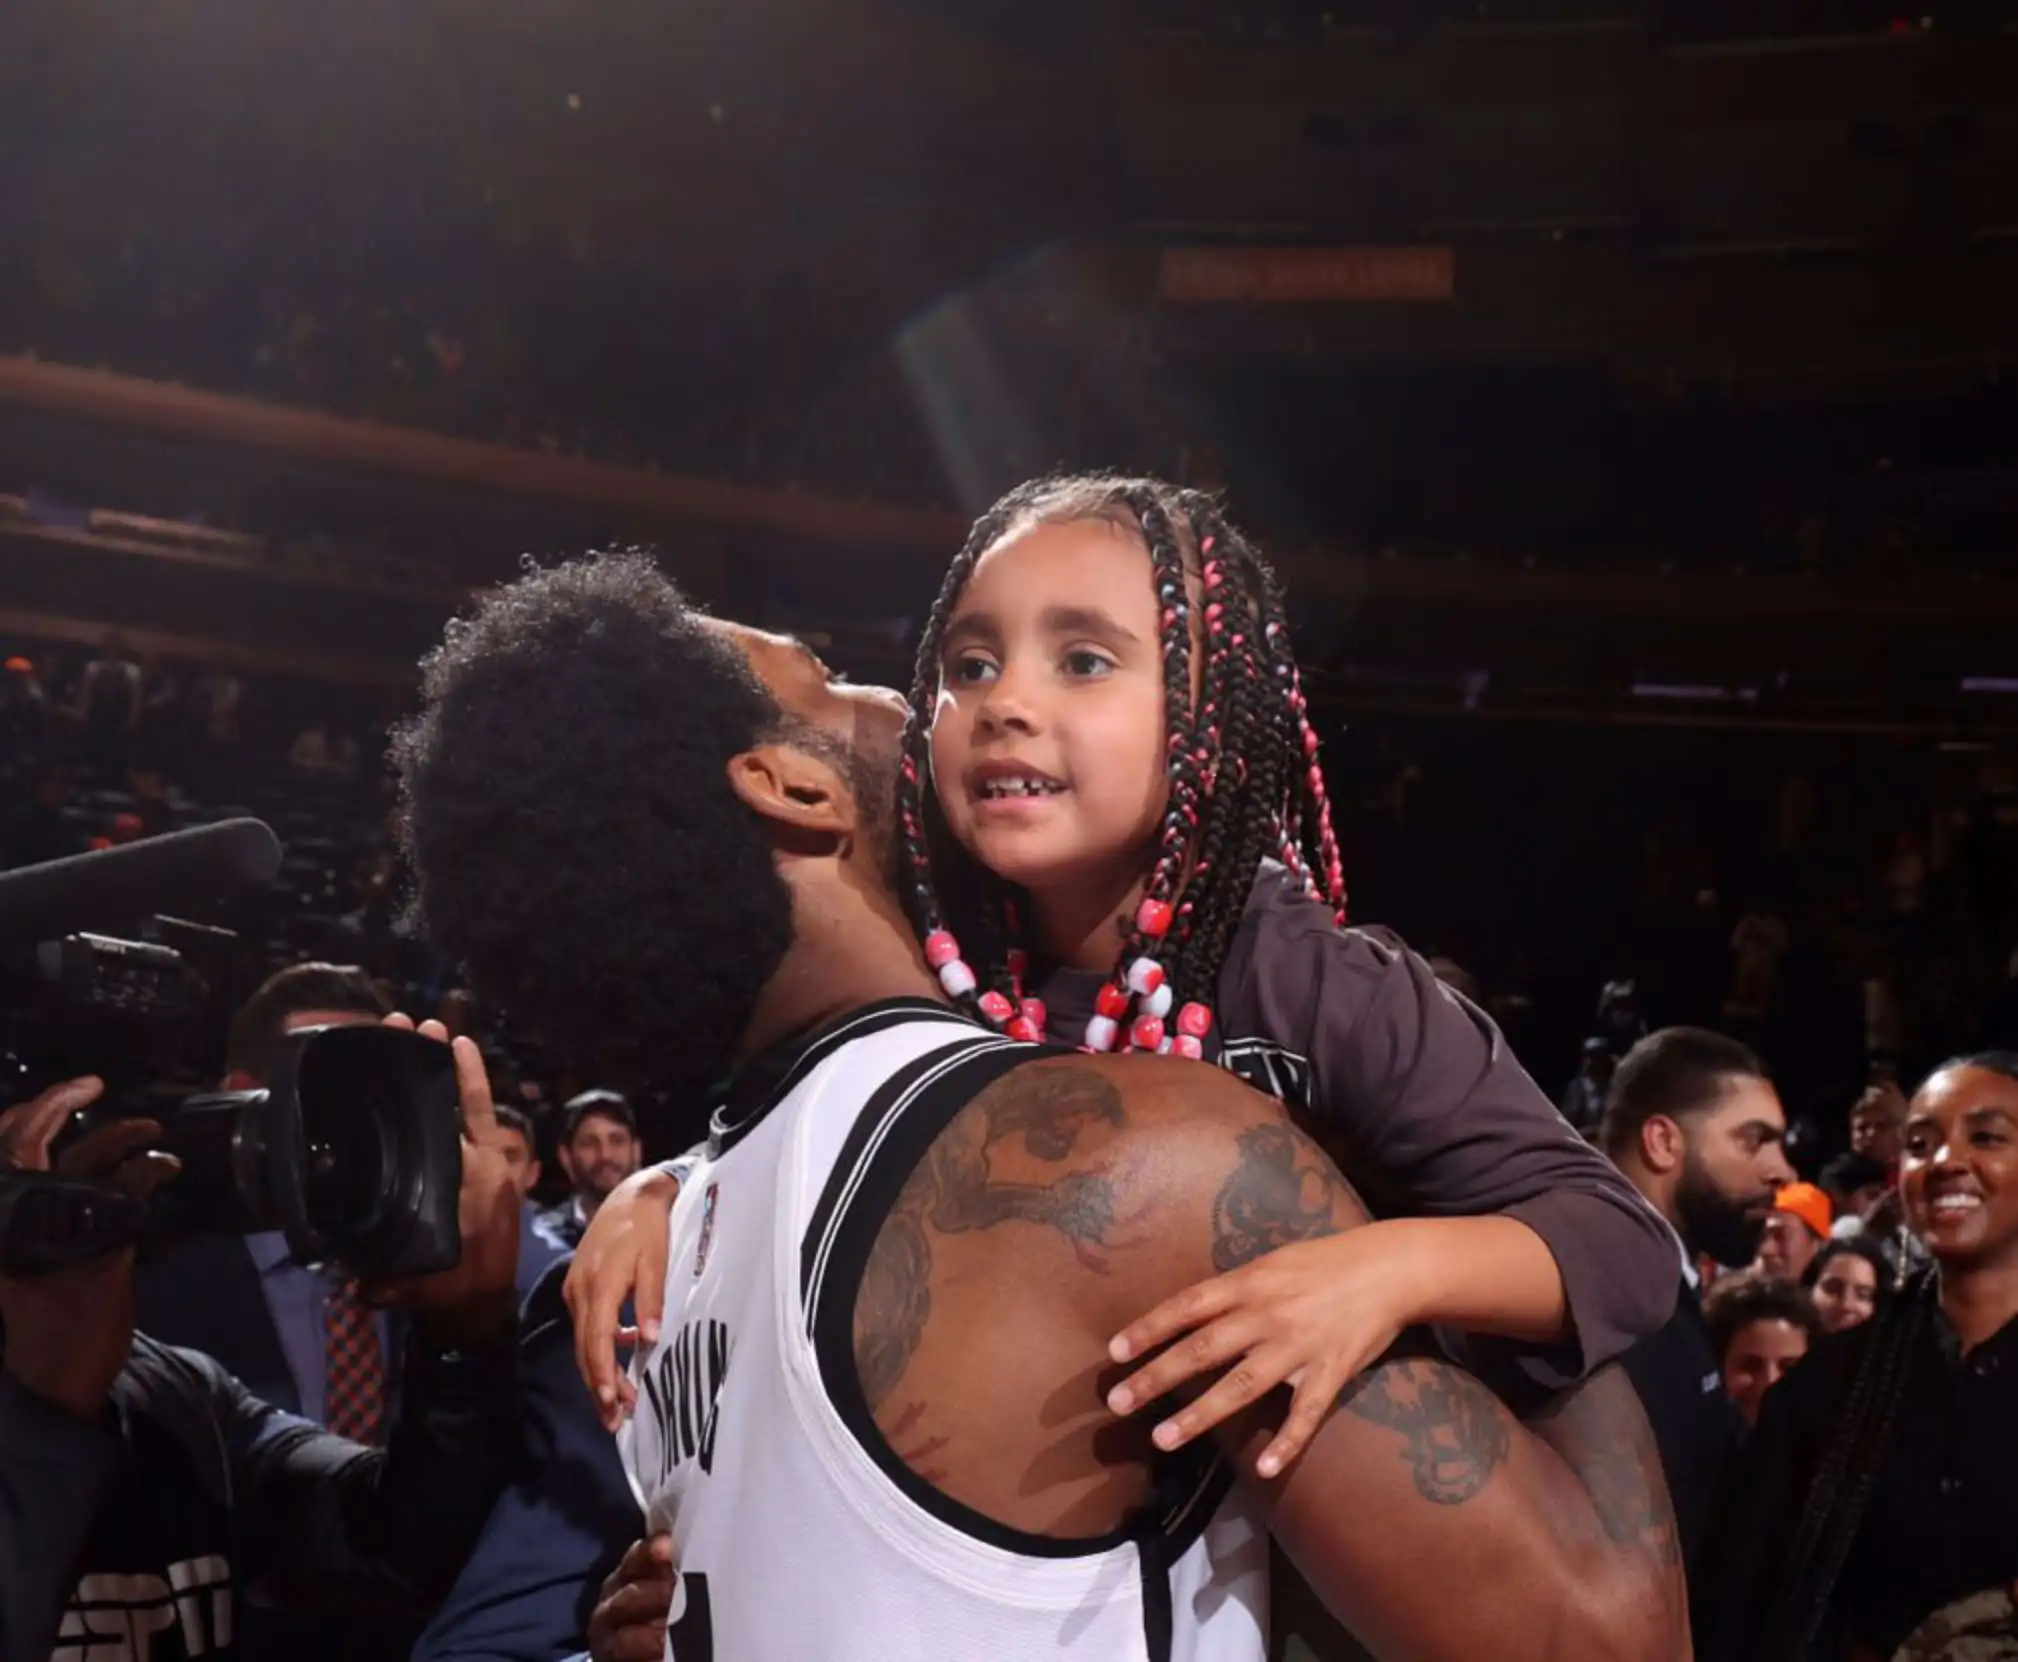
[[727, 745, 856, 848], [1641, 1113, 1685, 1177]]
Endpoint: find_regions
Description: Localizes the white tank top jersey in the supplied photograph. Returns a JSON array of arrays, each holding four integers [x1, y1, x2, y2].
[[618, 998, 1270, 1662]]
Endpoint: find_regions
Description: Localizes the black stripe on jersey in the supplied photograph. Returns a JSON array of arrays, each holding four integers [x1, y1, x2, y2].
[[799, 1034, 1026, 1313], [806, 1041, 1243, 1571], [709, 998, 980, 1158]]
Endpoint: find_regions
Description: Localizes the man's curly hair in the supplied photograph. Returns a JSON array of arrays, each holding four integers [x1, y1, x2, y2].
[[391, 552, 795, 1099]]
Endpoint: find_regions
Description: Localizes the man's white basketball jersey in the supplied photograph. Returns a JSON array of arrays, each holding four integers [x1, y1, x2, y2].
[[620, 999, 1268, 1662]]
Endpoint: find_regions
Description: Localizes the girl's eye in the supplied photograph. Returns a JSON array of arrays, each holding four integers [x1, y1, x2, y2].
[[947, 655, 998, 687], [1062, 649, 1115, 678]]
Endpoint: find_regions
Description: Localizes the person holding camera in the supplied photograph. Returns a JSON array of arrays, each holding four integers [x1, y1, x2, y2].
[[0, 1018, 523, 1662]]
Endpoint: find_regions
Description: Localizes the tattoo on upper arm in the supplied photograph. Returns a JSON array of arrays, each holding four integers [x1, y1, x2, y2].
[[1528, 1365, 1683, 1567], [1335, 1360, 1512, 1505], [853, 1065, 1132, 1409], [1209, 1123, 1344, 1271]]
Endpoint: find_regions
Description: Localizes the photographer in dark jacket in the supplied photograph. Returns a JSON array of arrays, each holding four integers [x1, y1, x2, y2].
[[0, 1016, 522, 1662]]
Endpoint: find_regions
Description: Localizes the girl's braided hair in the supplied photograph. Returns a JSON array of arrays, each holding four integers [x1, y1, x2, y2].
[[894, 473, 1344, 1039]]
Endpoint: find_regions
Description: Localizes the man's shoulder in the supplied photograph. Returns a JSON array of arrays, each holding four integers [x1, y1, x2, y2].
[[955, 1050, 1288, 1189], [936, 1050, 1366, 1284]]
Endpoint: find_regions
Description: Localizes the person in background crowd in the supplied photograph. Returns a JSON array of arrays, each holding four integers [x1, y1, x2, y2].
[[539, 1091, 641, 1249], [1704, 1272, 1819, 1429], [0, 656, 48, 769], [1801, 1238, 1890, 1335], [136, 963, 394, 1430], [487, 1102, 571, 1304], [1703, 1052, 2018, 1662], [1558, 1036, 1615, 1139], [1755, 1182, 1832, 1284], [1849, 1078, 1909, 1169], [1602, 1026, 1795, 1578], [77, 631, 143, 783], [1819, 1151, 1891, 1235]]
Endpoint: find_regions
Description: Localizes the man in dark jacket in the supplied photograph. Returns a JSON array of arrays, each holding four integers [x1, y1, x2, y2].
[[0, 1024, 523, 1662], [1602, 1027, 1797, 1574]]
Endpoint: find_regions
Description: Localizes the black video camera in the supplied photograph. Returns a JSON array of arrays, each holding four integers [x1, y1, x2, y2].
[[0, 822, 466, 1281]]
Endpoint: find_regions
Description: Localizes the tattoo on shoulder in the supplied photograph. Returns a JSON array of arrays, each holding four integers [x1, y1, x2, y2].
[[1336, 1359, 1511, 1506], [1210, 1122, 1344, 1271], [853, 1064, 1135, 1410], [1528, 1365, 1683, 1567]]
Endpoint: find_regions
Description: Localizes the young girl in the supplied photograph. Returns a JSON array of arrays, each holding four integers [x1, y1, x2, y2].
[[568, 473, 1675, 1477]]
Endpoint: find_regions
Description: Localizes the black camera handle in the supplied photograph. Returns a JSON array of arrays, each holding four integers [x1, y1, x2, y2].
[[0, 1169, 151, 1275]]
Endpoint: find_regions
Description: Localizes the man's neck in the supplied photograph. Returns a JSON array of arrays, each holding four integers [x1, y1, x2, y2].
[[1938, 1255, 2018, 1351], [737, 883, 945, 1067]]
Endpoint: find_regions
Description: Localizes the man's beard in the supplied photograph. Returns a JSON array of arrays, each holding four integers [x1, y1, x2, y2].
[[787, 720, 899, 882], [1674, 1146, 1771, 1268]]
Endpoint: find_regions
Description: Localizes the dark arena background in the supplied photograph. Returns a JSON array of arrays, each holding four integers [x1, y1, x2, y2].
[[6, 3, 2018, 1659]]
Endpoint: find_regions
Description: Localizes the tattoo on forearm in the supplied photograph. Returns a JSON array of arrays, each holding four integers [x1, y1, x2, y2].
[[1528, 1365, 1683, 1567], [1209, 1123, 1342, 1271], [854, 1065, 1132, 1409], [1336, 1360, 1511, 1505]]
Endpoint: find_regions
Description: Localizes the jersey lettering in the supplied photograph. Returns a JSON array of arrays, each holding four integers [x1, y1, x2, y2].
[[54, 1557, 231, 1662], [639, 1318, 732, 1485]]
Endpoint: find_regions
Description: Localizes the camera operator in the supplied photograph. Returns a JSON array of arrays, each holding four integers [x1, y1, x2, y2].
[[136, 962, 395, 1430], [0, 1018, 523, 1662]]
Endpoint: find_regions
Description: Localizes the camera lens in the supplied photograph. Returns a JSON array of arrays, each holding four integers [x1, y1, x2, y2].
[[301, 1095, 392, 1243], [284, 1025, 462, 1276]]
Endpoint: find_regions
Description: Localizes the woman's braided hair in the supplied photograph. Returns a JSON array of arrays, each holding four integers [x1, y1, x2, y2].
[[1760, 1048, 2018, 1654], [894, 472, 1345, 1042], [1759, 1265, 1932, 1656]]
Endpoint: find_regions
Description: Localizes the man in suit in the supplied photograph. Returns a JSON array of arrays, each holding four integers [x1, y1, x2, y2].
[[1603, 1027, 1797, 1575], [136, 962, 397, 1433]]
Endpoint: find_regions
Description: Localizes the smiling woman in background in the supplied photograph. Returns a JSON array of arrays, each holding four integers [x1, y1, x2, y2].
[[1701, 1052, 2018, 1662]]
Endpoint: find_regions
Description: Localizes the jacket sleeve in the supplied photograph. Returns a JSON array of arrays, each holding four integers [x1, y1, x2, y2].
[[194, 1326, 522, 1609], [0, 1369, 123, 1662], [411, 1260, 640, 1662], [1227, 907, 1677, 1383]]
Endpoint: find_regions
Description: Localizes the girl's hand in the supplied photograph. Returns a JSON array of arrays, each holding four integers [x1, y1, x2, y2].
[[1105, 1226, 1421, 1478], [564, 1162, 682, 1430]]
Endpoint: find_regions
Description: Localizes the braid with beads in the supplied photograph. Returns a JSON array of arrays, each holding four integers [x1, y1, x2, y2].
[[897, 473, 1347, 1053]]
